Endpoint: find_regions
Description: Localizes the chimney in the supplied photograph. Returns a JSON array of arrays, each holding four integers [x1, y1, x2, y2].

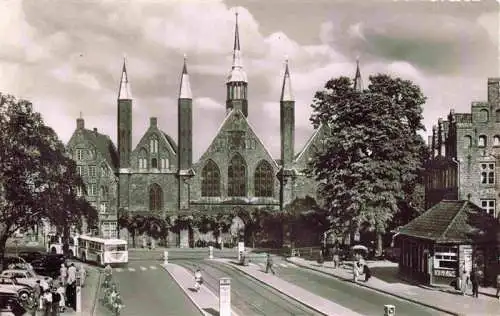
[[150, 117, 157, 127], [77, 118, 85, 129]]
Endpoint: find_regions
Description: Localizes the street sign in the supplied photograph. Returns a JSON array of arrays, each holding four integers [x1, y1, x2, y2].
[[219, 278, 231, 316]]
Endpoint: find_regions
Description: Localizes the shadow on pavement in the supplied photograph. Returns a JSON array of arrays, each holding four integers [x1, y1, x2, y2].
[[370, 266, 402, 284], [187, 287, 198, 292], [203, 307, 219, 316]]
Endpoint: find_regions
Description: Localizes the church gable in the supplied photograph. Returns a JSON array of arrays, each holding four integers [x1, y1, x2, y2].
[[130, 120, 177, 172], [294, 124, 329, 170], [191, 109, 279, 203]]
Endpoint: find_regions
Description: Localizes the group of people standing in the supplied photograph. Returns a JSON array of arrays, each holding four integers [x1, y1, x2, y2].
[[27, 262, 87, 316]]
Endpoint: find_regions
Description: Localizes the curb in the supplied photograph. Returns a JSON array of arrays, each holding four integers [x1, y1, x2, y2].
[[160, 264, 211, 316], [287, 258, 458, 316], [91, 271, 103, 316], [221, 260, 336, 316]]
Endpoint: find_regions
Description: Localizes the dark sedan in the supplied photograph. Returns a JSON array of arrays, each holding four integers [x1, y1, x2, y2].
[[31, 254, 66, 279]]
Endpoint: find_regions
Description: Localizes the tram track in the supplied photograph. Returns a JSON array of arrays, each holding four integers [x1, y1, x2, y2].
[[177, 259, 322, 316]]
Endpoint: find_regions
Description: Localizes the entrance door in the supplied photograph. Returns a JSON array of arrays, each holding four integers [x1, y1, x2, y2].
[[179, 229, 189, 248]]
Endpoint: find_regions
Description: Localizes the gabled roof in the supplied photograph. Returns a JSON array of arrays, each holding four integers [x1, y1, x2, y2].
[[196, 109, 278, 169], [79, 129, 119, 169], [294, 123, 327, 162], [161, 132, 177, 155], [399, 200, 499, 243]]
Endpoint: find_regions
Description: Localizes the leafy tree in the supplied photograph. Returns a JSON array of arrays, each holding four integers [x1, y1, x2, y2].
[[245, 208, 272, 247], [0, 93, 97, 268], [308, 75, 427, 255]]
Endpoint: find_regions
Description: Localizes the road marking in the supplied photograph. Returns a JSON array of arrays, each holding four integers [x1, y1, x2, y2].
[[150, 265, 157, 270], [140, 266, 147, 271], [280, 263, 288, 267], [115, 268, 123, 272], [128, 267, 136, 272]]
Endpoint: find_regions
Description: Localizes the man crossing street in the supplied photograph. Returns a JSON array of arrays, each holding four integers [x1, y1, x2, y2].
[[265, 253, 275, 275]]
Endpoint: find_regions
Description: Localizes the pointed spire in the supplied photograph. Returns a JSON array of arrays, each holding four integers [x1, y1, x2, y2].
[[234, 11, 240, 51], [353, 58, 363, 92], [227, 9, 247, 83], [118, 56, 132, 100], [281, 57, 294, 102], [179, 54, 192, 99]]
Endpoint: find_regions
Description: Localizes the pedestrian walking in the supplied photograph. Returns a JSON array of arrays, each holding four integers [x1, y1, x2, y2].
[[460, 268, 469, 295], [51, 286, 61, 316], [59, 263, 67, 285], [33, 279, 42, 311], [265, 253, 275, 275], [42, 289, 53, 316], [363, 264, 371, 282], [57, 282, 66, 313], [470, 266, 480, 298]]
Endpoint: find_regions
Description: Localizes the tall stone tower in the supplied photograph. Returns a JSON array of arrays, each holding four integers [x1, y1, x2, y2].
[[226, 12, 248, 117], [279, 58, 296, 209], [117, 58, 133, 216], [353, 58, 363, 92], [177, 56, 194, 210]]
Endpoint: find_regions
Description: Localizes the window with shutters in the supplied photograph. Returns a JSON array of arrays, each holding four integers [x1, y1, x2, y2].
[[201, 160, 221, 197]]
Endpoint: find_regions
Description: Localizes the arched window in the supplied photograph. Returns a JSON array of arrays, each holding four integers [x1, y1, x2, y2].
[[478, 109, 489, 122], [151, 158, 158, 169], [254, 160, 274, 197], [149, 183, 163, 211], [160, 158, 170, 169], [478, 135, 487, 147], [201, 160, 221, 197], [228, 154, 247, 197], [150, 136, 159, 154], [138, 148, 148, 169], [494, 136, 500, 147], [463, 135, 472, 149]]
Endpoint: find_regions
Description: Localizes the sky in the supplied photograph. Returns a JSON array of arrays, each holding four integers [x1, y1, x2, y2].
[[0, 0, 498, 160]]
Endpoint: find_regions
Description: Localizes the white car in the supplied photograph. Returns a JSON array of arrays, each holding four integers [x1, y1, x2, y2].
[[0, 269, 51, 290], [0, 277, 32, 301]]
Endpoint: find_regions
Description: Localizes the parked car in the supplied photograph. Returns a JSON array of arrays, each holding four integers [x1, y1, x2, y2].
[[0, 277, 32, 301], [30, 254, 65, 278], [18, 251, 45, 263], [3, 256, 33, 271], [0, 269, 51, 290], [0, 289, 27, 316]]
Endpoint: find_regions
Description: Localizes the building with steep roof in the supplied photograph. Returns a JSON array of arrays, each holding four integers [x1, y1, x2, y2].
[[425, 78, 500, 217], [67, 14, 363, 246], [397, 200, 499, 286]]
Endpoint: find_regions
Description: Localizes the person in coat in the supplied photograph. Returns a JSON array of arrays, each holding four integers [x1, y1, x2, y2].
[[265, 253, 275, 275]]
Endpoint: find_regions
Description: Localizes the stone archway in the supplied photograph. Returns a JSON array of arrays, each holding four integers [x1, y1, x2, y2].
[[230, 207, 251, 244]]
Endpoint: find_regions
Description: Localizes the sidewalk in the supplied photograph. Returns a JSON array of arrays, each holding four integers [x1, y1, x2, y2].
[[161, 263, 239, 316], [287, 257, 500, 316], [212, 258, 363, 316]]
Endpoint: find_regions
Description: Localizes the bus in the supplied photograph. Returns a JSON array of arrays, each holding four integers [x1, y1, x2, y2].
[[76, 235, 128, 266], [46, 233, 78, 258]]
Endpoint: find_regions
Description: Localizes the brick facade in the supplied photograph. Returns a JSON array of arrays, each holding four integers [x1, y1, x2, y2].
[[426, 78, 500, 218]]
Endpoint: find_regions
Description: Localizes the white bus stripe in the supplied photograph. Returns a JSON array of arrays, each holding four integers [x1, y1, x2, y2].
[[140, 266, 147, 271], [128, 267, 136, 272]]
